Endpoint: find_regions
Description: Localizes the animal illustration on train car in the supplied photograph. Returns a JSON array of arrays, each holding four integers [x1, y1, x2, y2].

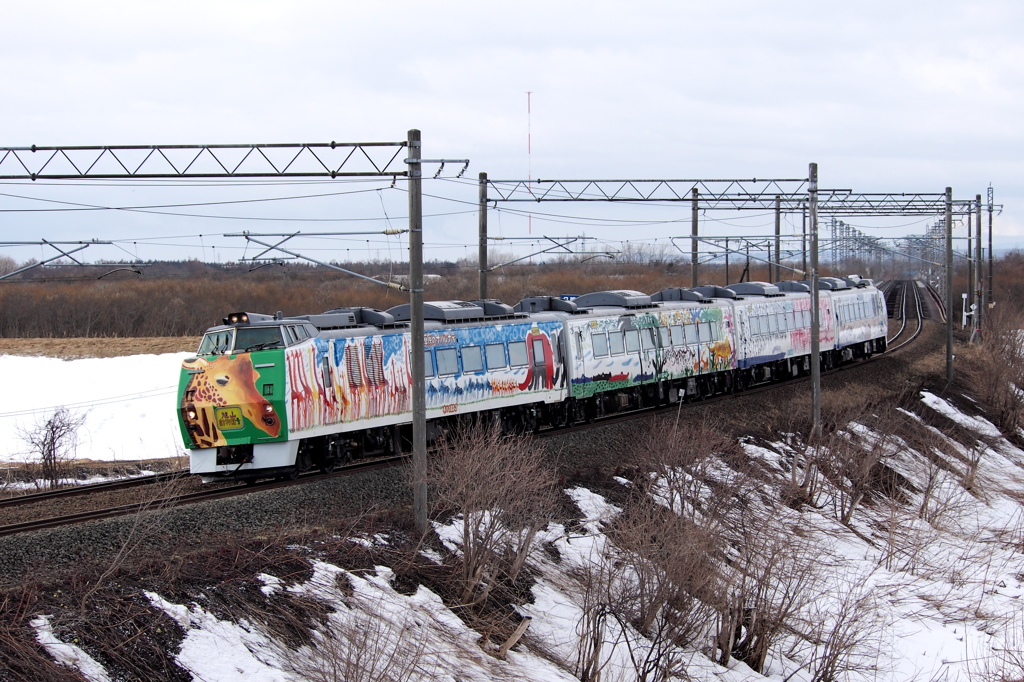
[[177, 276, 888, 483]]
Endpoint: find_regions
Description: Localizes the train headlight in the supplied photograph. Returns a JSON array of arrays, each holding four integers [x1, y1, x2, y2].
[[263, 403, 274, 414], [186, 408, 198, 420], [223, 312, 250, 325]]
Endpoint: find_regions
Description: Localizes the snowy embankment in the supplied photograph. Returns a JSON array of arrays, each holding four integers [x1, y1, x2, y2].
[[12, 352, 1024, 680], [0, 353, 191, 465]]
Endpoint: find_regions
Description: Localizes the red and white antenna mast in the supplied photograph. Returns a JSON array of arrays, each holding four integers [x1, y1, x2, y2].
[[527, 90, 533, 235]]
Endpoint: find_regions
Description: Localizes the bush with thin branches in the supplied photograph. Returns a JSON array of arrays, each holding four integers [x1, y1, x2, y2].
[[422, 423, 558, 608]]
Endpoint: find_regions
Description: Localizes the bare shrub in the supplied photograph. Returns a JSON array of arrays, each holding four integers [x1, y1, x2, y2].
[[79, 474, 191, 615], [800, 570, 889, 682], [817, 406, 901, 526], [961, 302, 1024, 434], [0, 588, 84, 682], [570, 525, 699, 682], [980, 610, 1024, 681], [962, 439, 989, 492], [713, 511, 822, 672], [423, 423, 558, 607], [17, 407, 86, 490], [614, 500, 719, 678], [282, 600, 434, 682]]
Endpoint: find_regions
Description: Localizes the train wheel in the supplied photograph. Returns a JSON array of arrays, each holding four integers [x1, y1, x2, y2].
[[523, 407, 539, 433]]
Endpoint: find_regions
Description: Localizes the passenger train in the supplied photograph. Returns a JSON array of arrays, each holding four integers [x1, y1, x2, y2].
[[177, 276, 888, 482]]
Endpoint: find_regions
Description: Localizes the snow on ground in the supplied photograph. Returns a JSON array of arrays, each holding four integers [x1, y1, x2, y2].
[[32, 615, 111, 682], [0, 353, 190, 464], [16, 357, 1024, 680]]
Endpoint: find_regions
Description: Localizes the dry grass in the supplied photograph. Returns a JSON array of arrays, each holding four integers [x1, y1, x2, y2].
[[0, 337, 200, 359]]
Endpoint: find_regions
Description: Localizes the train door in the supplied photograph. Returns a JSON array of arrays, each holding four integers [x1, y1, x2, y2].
[[531, 337, 548, 390]]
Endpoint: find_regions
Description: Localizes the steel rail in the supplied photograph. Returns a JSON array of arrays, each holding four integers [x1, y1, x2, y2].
[[0, 470, 188, 510], [0, 457, 402, 538]]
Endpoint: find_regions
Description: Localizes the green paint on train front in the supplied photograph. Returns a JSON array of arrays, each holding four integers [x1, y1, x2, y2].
[[176, 348, 289, 449]]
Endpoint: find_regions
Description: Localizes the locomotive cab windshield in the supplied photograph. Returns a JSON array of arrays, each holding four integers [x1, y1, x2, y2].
[[197, 330, 233, 355], [197, 326, 286, 355]]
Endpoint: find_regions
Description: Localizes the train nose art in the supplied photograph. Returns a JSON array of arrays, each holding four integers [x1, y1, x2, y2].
[[245, 400, 281, 438], [179, 355, 283, 445]]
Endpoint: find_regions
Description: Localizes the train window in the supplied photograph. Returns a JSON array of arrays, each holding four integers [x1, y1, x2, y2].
[[198, 330, 234, 355], [624, 329, 640, 353], [749, 316, 760, 336], [509, 341, 528, 366], [424, 350, 436, 378], [790, 311, 799, 329], [670, 325, 684, 345], [284, 326, 299, 345], [235, 326, 285, 352], [608, 331, 625, 355], [294, 325, 309, 340], [778, 314, 788, 332], [592, 333, 609, 358], [321, 356, 332, 388], [767, 315, 778, 334], [485, 343, 508, 369], [659, 327, 672, 347], [532, 339, 546, 364], [699, 321, 713, 342], [803, 310, 811, 327], [346, 345, 362, 387], [684, 323, 699, 345], [436, 348, 459, 376], [640, 328, 656, 351], [462, 345, 484, 373]]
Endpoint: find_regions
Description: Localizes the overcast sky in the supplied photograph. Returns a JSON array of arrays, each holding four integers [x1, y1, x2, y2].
[[1, 1, 1021, 268]]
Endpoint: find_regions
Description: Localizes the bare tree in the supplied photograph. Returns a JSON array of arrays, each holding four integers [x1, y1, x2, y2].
[[422, 423, 558, 607], [18, 407, 87, 490]]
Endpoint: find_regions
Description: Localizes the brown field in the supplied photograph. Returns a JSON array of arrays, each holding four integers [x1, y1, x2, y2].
[[0, 336, 201, 359]]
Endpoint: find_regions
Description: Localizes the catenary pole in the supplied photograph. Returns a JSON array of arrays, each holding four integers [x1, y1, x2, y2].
[[479, 172, 488, 299], [945, 187, 954, 383], [809, 163, 821, 440], [408, 129, 427, 534], [967, 209, 973, 328], [691, 187, 699, 288], [802, 206, 807, 277], [774, 196, 781, 282], [988, 187, 994, 312], [976, 194, 982, 333]]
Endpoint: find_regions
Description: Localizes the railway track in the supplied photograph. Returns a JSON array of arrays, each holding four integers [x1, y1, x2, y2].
[[0, 470, 189, 510], [1, 279, 935, 538], [885, 279, 927, 352], [0, 456, 403, 538]]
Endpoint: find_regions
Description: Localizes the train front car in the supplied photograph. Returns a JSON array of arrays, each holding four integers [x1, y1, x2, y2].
[[178, 312, 297, 483]]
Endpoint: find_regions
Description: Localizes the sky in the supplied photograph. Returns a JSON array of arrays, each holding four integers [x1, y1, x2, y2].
[[1, 1, 1022, 269]]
